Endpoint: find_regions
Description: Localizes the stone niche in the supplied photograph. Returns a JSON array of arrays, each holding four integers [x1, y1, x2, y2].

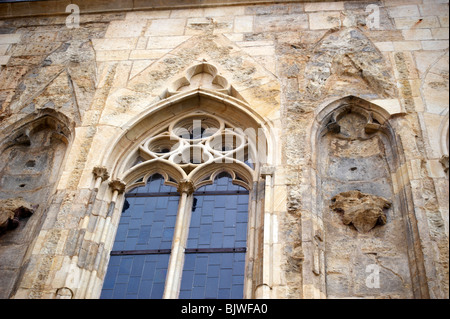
[[0, 110, 72, 299], [317, 103, 415, 299]]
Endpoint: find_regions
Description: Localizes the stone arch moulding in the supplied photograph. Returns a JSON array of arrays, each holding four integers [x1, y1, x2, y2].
[[77, 87, 277, 299], [0, 108, 74, 299], [306, 95, 430, 299]]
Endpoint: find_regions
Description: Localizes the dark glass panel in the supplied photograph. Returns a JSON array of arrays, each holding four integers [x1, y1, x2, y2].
[[101, 254, 170, 299], [179, 253, 246, 299], [100, 174, 179, 299], [180, 173, 249, 299]]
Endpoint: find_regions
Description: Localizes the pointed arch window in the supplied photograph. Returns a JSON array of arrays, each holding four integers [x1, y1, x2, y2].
[[100, 108, 263, 299]]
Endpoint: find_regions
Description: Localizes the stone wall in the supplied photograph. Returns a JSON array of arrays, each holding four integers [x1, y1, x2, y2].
[[0, 0, 448, 299]]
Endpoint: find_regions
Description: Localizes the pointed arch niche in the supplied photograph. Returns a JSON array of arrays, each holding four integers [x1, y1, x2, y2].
[[83, 85, 276, 299], [0, 109, 74, 299], [307, 96, 429, 299]]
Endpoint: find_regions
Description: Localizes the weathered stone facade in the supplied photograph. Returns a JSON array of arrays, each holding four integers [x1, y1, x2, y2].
[[0, 0, 448, 299]]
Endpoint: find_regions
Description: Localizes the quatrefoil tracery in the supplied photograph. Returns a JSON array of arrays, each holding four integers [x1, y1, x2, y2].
[[134, 113, 253, 183]]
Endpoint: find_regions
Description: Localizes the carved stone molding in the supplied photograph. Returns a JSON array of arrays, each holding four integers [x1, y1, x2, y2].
[[108, 179, 126, 194], [260, 165, 275, 178], [325, 106, 382, 139], [177, 179, 195, 195], [330, 190, 391, 233], [93, 166, 110, 182], [0, 197, 37, 235]]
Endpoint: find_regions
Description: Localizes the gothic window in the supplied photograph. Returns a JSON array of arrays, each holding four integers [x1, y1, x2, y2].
[[100, 110, 257, 299]]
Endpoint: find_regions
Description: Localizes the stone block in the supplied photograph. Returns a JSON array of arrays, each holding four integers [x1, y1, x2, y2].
[[388, 5, 420, 18], [204, 5, 246, 17], [129, 49, 170, 60], [419, 3, 450, 17], [0, 33, 21, 44], [402, 29, 433, 41], [234, 16, 253, 33], [394, 16, 440, 29], [309, 11, 341, 30], [241, 45, 275, 57], [146, 36, 191, 49], [431, 28, 449, 39], [125, 10, 170, 20], [421, 40, 449, 50], [245, 4, 289, 15], [374, 42, 395, 52], [170, 8, 205, 18], [212, 16, 234, 34], [105, 20, 147, 38], [254, 14, 308, 32], [371, 99, 403, 115], [146, 18, 186, 36], [92, 38, 137, 51], [95, 50, 130, 62], [305, 2, 344, 12], [0, 55, 10, 65], [0, 44, 9, 55], [393, 41, 422, 51]]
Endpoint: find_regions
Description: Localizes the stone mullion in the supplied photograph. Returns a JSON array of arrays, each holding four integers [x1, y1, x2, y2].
[[255, 167, 275, 299], [163, 179, 195, 299]]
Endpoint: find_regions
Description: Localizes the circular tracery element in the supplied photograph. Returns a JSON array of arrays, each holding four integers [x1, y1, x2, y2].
[[134, 113, 254, 184], [170, 115, 222, 141]]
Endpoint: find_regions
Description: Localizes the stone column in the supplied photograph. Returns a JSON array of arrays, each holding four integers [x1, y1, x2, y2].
[[255, 166, 275, 299], [80, 179, 126, 299], [163, 179, 194, 299]]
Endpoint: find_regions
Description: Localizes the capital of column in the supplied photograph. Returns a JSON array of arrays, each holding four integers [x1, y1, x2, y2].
[[177, 179, 195, 195], [92, 166, 110, 182], [260, 165, 275, 178], [108, 179, 126, 194]]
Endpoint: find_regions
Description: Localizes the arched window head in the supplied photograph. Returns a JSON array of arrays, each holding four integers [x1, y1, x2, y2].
[[123, 112, 257, 190]]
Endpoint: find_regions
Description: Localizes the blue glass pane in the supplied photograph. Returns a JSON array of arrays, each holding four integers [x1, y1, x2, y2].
[[128, 174, 176, 194], [101, 174, 179, 299], [181, 173, 248, 299], [100, 254, 170, 299], [179, 253, 246, 299], [187, 194, 249, 249], [113, 177, 179, 251], [196, 173, 247, 193]]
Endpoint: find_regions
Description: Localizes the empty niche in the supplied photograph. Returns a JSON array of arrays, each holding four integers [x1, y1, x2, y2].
[[0, 111, 72, 298], [316, 103, 414, 299]]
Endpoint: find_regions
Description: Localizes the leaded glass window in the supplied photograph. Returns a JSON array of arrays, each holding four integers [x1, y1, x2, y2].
[[100, 174, 179, 299], [179, 173, 249, 299], [101, 111, 258, 299]]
